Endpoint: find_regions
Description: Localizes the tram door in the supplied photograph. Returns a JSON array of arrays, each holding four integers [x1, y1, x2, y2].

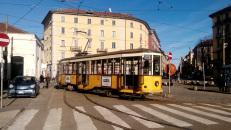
[[124, 57, 139, 89], [82, 61, 89, 86]]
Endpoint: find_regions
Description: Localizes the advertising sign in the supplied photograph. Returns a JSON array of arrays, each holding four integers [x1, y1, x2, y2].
[[102, 76, 112, 87]]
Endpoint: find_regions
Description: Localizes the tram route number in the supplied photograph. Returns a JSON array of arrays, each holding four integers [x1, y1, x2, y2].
[[102, 76, 112, 87]]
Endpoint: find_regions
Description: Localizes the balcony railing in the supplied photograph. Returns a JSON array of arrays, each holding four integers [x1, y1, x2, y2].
[[70, 46, 82, 52], [97, 48, 107, 53]]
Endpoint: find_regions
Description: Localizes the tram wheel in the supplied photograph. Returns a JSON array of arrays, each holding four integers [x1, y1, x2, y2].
[[105, 90, 112, 97]]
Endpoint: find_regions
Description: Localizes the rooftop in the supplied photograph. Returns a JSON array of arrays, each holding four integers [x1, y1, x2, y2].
[[0, 23, 27, 34], [209, 5, 231, 18], [42, 9, 151, 30]]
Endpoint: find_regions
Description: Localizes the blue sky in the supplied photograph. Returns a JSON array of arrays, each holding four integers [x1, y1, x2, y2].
[[0, 0, 230, 66]]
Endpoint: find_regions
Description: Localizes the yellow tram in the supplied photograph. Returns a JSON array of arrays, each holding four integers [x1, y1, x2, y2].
[[57, 49, 163, 97]]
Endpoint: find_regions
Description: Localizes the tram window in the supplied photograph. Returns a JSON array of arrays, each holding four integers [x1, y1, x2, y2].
[[73, 63, 77, 74], [78, 63, 82, 74], [68, 64, 72, 74], [143, 57, 152, 75], [108, 61, 112, 75], [64, 64, 68, 74], [153, 55, 160, 75], [97, 61, 102, 74], [114, 62, 120, 74]]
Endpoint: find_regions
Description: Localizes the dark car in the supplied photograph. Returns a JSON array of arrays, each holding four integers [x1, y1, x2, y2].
[[8, 76, 40, 98]]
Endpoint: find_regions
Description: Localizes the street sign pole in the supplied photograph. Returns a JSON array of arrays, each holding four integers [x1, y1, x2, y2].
[[0, 33, 10, 109], [0, 47, 3, 108], [168, 60, 171, 95], [168, 52, 172, 95]]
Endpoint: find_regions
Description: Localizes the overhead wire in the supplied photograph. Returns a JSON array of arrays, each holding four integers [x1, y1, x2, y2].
[[13, 0, 45, 25]]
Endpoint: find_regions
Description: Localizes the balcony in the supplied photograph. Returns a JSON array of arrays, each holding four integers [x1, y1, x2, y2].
[[70, 46, 82, 52], [97, 48, 107, 53]]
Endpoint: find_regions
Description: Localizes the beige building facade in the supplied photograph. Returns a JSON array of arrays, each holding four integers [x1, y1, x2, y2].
[[42, 9, 160, 78]]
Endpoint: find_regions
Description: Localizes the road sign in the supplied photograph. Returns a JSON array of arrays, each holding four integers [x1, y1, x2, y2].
[[168, 52, 172, 60], [0, 33, 10, 47], [165, 63, 176, 76]]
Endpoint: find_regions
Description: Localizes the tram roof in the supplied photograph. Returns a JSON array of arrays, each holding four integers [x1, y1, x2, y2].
[[59, 49, 161, 63]]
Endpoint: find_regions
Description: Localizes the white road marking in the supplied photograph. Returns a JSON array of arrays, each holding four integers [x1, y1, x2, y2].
[[8, 109, 38, 130], [74, 107, 97, 130], [183, 103, 194, 106], [194, 106, 231, 115], [169, 104, 231, 123], [201, 104, 231, 111], [151, 104, 217, 125], [94, 106, 131, 130], [113, 105, 163, 128], [43, 108, 62, 130], [133, 104, 192, 127]]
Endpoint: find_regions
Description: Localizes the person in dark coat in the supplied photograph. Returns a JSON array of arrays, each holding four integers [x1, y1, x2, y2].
[[40, 74, 44, 83], [45, 76, 50, 88]]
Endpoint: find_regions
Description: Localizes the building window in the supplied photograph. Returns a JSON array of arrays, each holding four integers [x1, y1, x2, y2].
[[130, 22, 133, 28], [112, 20, 116, 26], [73, 28, 78, 35], [61, 40, 65, 47], [88, 19, 91, 24], [74, 17, 78, 23], [101, 20, 104, 25], [73, 39, 78, 47], [100, 41, 104, 49], [61, 16, 65, 23], [112, 31, 116, 38], [140, 34, 142, 41], [140, 25, 142, 30], [130, 43, 133, 49], [112, 42, 116, 49], [61, 27, 65, 34], [100, 30, 104, 37], [88, 29, 91, 36], [130, 32, 133, 39], [61, 51, 65, 59]]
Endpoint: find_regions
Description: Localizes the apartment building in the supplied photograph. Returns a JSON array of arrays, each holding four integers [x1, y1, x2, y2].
[[209, 6, 231, 71], [42, 9, 160, 77]]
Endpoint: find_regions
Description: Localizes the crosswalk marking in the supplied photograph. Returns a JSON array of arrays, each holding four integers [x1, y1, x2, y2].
[[113, 105, 164, 128], [43, 108, 62, 130], [183, 103, 193, 106], [169, 104, 231, 123], [94, 106, 131, 130], [151, 104, 217, 125], [8, 109, 38, 130], [74, 107, 97, 130], [194, 106, 231, 115], [133, 104, 192, 127], [202, 104, 231, 111]]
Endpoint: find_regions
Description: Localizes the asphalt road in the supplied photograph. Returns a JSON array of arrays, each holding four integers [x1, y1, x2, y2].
[[1, 83, 231, 130]]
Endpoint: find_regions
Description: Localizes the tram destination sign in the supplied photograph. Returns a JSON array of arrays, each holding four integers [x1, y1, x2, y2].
[[0, 33, 10, 47]]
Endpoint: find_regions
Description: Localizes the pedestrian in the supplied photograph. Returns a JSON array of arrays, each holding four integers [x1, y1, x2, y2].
[[40, 74, 44, 83], [46, 75, 50, 88]]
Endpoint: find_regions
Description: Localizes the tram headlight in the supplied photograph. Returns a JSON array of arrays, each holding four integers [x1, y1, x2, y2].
[[155, 81, 159, 87]]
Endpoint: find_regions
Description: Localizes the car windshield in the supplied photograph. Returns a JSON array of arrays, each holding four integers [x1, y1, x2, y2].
[[14, 77, 36, 84]]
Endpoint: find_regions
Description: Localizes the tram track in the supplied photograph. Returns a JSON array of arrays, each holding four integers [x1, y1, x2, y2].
[[63, 90, 133, 130], [64, 89, 190, 130], [83, 93, 191, 130]]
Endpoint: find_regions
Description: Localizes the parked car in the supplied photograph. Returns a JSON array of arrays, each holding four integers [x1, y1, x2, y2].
[[8, 76, 40, 98]]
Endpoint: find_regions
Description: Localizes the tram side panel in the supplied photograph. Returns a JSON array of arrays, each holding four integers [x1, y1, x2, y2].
[[141, 76, 163, 94]]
